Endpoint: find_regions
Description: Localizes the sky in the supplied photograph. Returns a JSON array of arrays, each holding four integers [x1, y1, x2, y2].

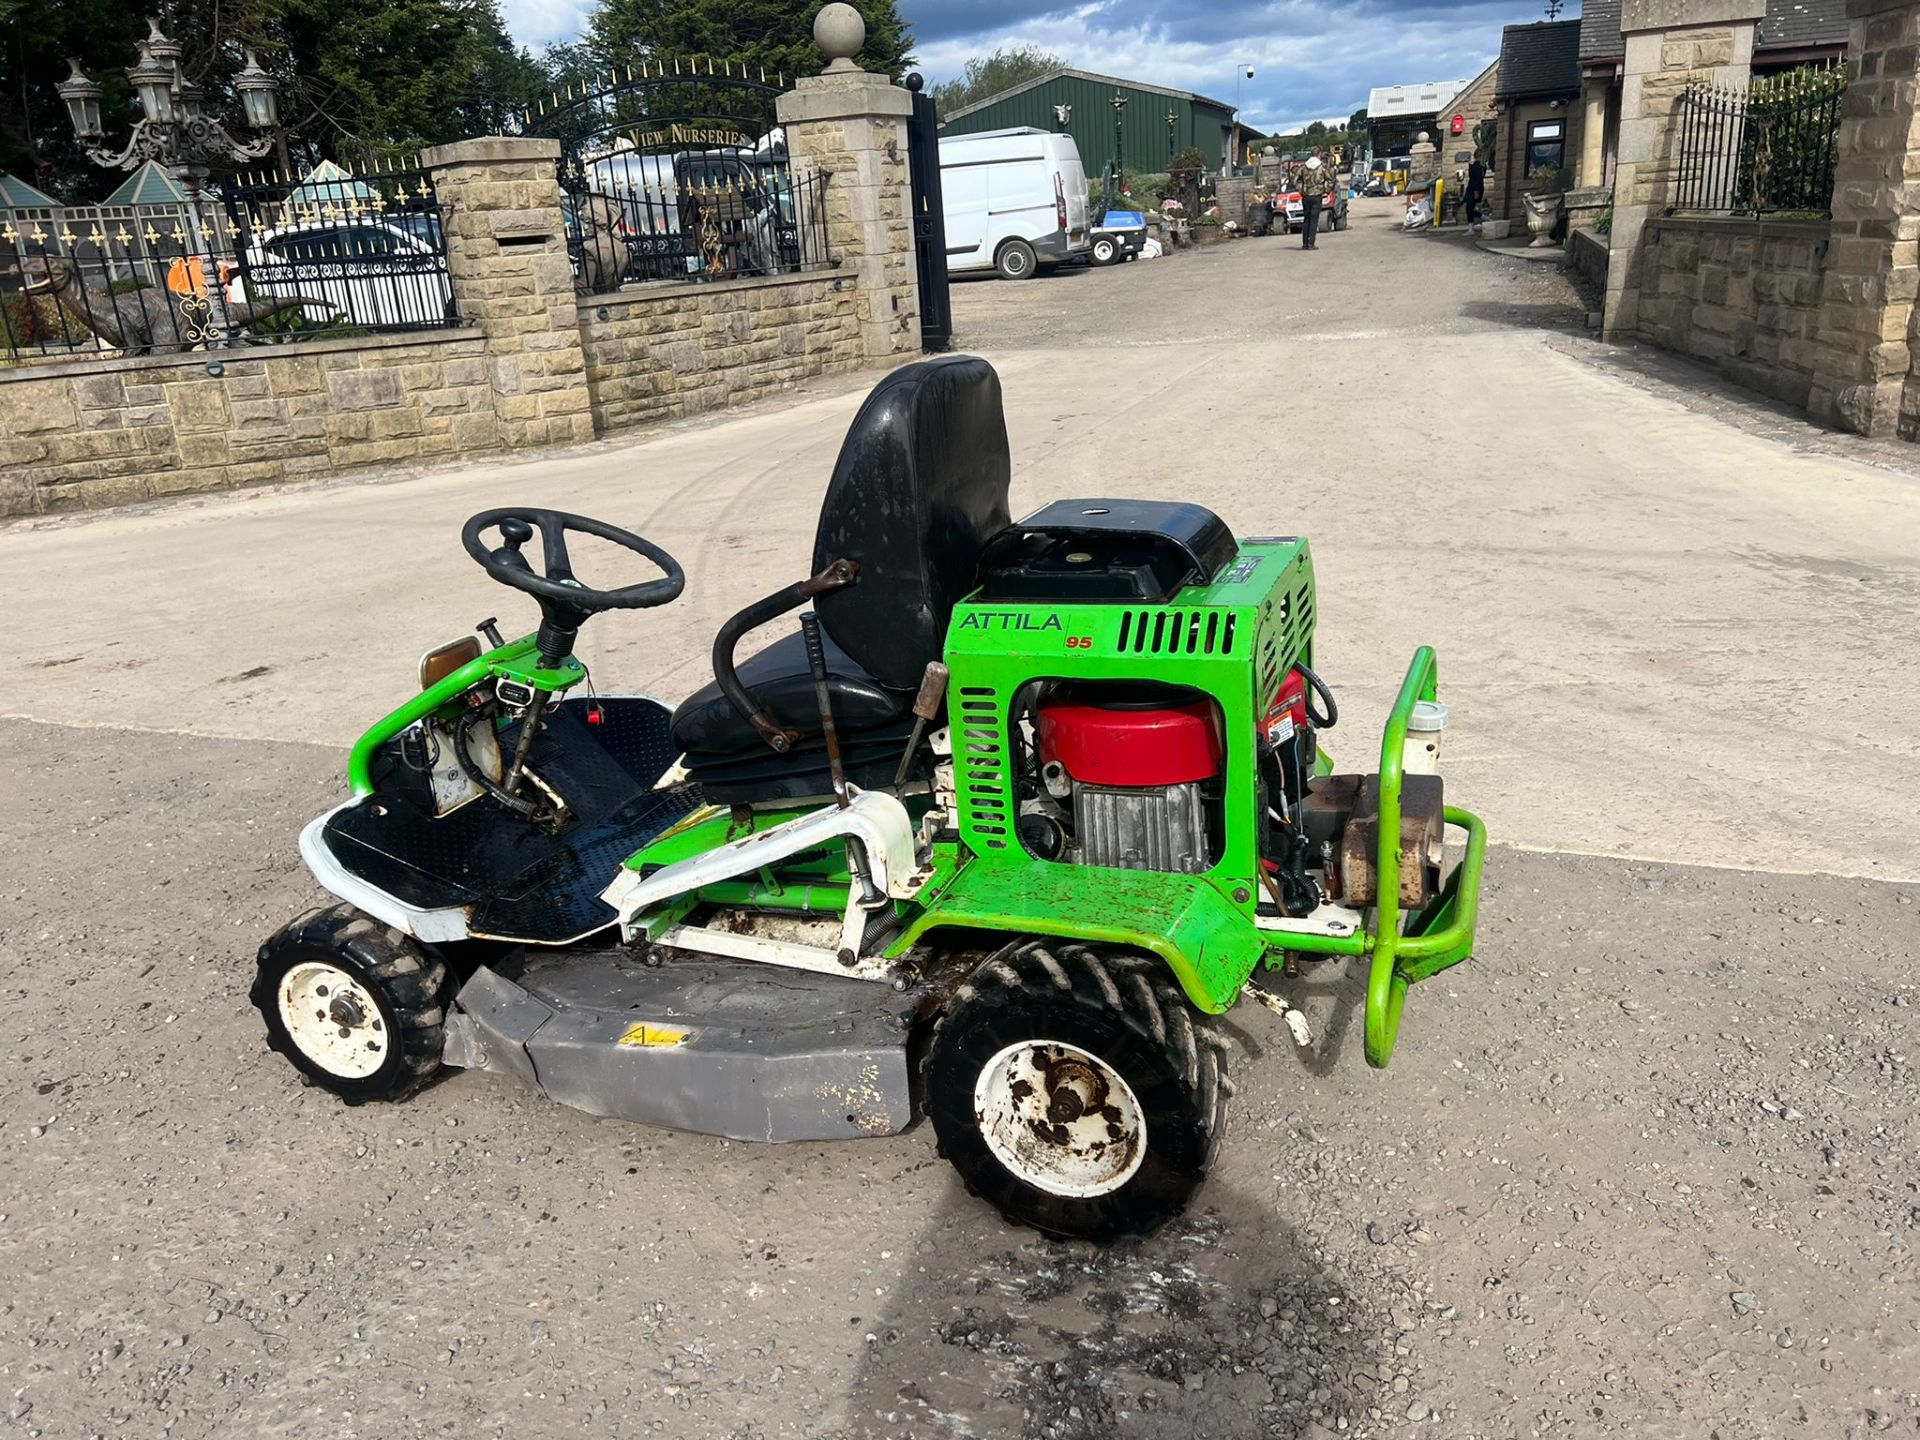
[[499, 0, 1573, 133]]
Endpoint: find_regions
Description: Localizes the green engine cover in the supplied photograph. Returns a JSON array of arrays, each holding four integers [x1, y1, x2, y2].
[[888, 537, 1317, 1012]]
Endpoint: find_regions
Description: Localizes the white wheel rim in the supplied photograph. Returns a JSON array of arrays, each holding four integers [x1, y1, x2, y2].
[[277, 962, 390, 1079], [973, 1040, 1146, 1198]]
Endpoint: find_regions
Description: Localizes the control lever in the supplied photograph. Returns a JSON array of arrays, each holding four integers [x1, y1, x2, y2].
[[893, 661, 949, 788], [799, 611, 886, 911], [476, 616, 505, 648]]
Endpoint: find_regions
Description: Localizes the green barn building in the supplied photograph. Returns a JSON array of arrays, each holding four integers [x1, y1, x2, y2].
[[939, 68, 1242, 173]]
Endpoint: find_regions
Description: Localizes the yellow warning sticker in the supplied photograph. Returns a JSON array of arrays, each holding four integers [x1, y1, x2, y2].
[[617, 1020, 693, 1049]]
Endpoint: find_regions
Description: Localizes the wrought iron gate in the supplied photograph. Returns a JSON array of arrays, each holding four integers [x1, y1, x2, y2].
[[519, 60, 826, 289], [904, 75, 951, 353]]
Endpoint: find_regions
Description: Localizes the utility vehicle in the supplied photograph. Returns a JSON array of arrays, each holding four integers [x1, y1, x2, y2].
[[938, 128, 1092, 280], [254, 356, 1485, 1240]]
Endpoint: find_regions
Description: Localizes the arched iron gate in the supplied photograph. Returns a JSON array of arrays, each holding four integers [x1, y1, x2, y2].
[[519, 60, 826, 289]]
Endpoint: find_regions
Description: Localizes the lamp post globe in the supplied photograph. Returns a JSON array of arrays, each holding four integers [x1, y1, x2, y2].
[[56, 60, 103, 141], [235, 48, 280, 130], [127, 41, 176, 126]]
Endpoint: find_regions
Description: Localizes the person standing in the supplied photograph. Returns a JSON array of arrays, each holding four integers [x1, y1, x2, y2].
[[1299, 150, 1332, 250], [1465, 155, 1487, 227]]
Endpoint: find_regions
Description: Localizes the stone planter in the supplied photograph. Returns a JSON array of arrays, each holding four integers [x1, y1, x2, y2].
[[1191, 224, 1228, 247], [1524, 191, 1563, 248]]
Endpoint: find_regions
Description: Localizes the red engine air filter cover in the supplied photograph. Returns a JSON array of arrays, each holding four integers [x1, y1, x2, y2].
[[1037, 693, 1226, 788]]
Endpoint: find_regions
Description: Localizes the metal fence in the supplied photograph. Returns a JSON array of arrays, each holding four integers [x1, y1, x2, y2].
[[563, 153, 833, 291], [1674, 64, 1847, 218], [1, 159, 455, 362]]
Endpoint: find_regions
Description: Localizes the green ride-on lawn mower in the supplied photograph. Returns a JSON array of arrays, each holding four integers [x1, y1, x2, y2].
[[254, 356, 1487, 1241]]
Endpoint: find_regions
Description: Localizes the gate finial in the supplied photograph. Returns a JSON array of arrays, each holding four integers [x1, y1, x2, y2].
[[813, 2, 866, 73]]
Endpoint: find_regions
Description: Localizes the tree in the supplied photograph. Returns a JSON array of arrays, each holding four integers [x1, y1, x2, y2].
[[929, 44, 1062, 118], [585, 0, 914, 86], [274, 0, 541, 163], [0, 0, 541, 194]]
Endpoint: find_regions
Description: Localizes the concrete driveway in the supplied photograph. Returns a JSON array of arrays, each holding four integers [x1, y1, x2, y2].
[[2, 197, 1916, 1438]]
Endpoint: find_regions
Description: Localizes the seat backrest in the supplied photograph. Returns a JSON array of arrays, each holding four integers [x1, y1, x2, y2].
[[812, 355, 1012, 690]]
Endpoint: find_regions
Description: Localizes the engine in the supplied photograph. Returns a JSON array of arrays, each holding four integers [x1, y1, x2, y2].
[[1023, 687, 1225, 875]]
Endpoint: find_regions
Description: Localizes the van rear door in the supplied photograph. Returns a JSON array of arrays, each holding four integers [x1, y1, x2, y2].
[[1050, 136, 1091, 253]]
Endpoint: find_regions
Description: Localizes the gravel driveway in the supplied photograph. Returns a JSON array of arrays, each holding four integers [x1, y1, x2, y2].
[[2, 198, 1916, 1439]]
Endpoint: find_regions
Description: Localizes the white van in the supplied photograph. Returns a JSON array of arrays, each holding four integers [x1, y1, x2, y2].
[[938, 128, 1091, 279]]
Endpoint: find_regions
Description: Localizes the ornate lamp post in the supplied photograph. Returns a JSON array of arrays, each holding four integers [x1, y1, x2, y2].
[[1166, 107, 1177, 162], [1110, 92, 1128, 175], [55, 18, 282, 343]]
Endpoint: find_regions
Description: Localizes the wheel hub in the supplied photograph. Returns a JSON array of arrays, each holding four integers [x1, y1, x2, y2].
[[974, 1040, 1146, 1198], [278, 961, 387, 1080]]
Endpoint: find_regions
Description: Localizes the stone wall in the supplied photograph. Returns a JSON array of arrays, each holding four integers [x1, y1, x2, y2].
[[1807, 0, 1920, 437], [0, 329, 496, 514], [1, 65, 928, 518], [1568, 225, 1612, 290], [579, 271, 862, 433], [1634, 216, 1830, 407]]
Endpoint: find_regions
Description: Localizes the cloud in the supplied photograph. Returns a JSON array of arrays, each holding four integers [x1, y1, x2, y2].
[[495, 0, 1563, 132], [500, 0, 594, 50], [906, 0, 1555, 131]]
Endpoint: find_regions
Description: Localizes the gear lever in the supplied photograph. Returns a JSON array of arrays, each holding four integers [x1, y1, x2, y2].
[[799, 610, 886, 911]]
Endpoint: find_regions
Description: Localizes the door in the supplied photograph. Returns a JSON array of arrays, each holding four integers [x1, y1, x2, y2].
[[906, 81, 952, 353]]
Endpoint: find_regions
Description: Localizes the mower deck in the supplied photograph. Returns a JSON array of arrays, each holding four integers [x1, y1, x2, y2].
[[441, 950, 942, 1142]]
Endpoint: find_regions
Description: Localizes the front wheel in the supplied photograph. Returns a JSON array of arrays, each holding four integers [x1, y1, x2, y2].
[[995, 238, 1038, 280], [926, 940, 1229, 1241], [253, 904, 449, 1104]]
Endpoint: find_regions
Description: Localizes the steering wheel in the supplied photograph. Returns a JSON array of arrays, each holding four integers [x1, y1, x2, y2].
[[462, 508, 684, 613]]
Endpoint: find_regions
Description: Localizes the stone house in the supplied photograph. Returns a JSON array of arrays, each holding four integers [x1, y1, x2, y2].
[[1491, 19, 1584, 227], [1436, 61, 1501, 183]]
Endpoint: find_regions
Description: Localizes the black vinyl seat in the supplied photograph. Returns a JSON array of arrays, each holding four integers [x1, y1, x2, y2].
[[670, 629, 910, 754], [670, 355, 1012, 800]]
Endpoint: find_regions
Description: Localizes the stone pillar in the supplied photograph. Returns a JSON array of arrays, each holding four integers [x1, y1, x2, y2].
[[1578, 76, 1610, 186], [1602, 0, 1764, 340], [1807, 0, 1920, 437], [1407, 133, 1440, 190], [776, 7, 919, 359], [421, 136, 595, 446]]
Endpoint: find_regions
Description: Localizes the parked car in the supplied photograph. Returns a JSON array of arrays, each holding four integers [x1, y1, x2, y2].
[[938, 127, 1091, 279], [231, 217, 452, 328]]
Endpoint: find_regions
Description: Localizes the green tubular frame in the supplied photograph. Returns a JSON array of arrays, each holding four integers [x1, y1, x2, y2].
[[1364, 647, 1486, 1068], [345, 634, 585, 796], [1251, 647, 1486, 1066]]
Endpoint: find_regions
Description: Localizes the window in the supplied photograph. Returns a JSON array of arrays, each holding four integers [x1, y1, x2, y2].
[[1526, 119, 1566, 179]]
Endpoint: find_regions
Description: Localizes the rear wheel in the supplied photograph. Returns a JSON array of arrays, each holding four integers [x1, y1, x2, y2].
[[995, 238, 1038, 280], [1090, 234, 1120, 266], [1332, 207, 1348, 232], [253, 904, 449, 1104], [927, 939, 1229, 1241]]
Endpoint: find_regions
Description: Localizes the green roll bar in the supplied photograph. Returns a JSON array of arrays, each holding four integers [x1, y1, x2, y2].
[[1364, 646, 1486, 1067], [1258, 646, 1488, 1067]]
